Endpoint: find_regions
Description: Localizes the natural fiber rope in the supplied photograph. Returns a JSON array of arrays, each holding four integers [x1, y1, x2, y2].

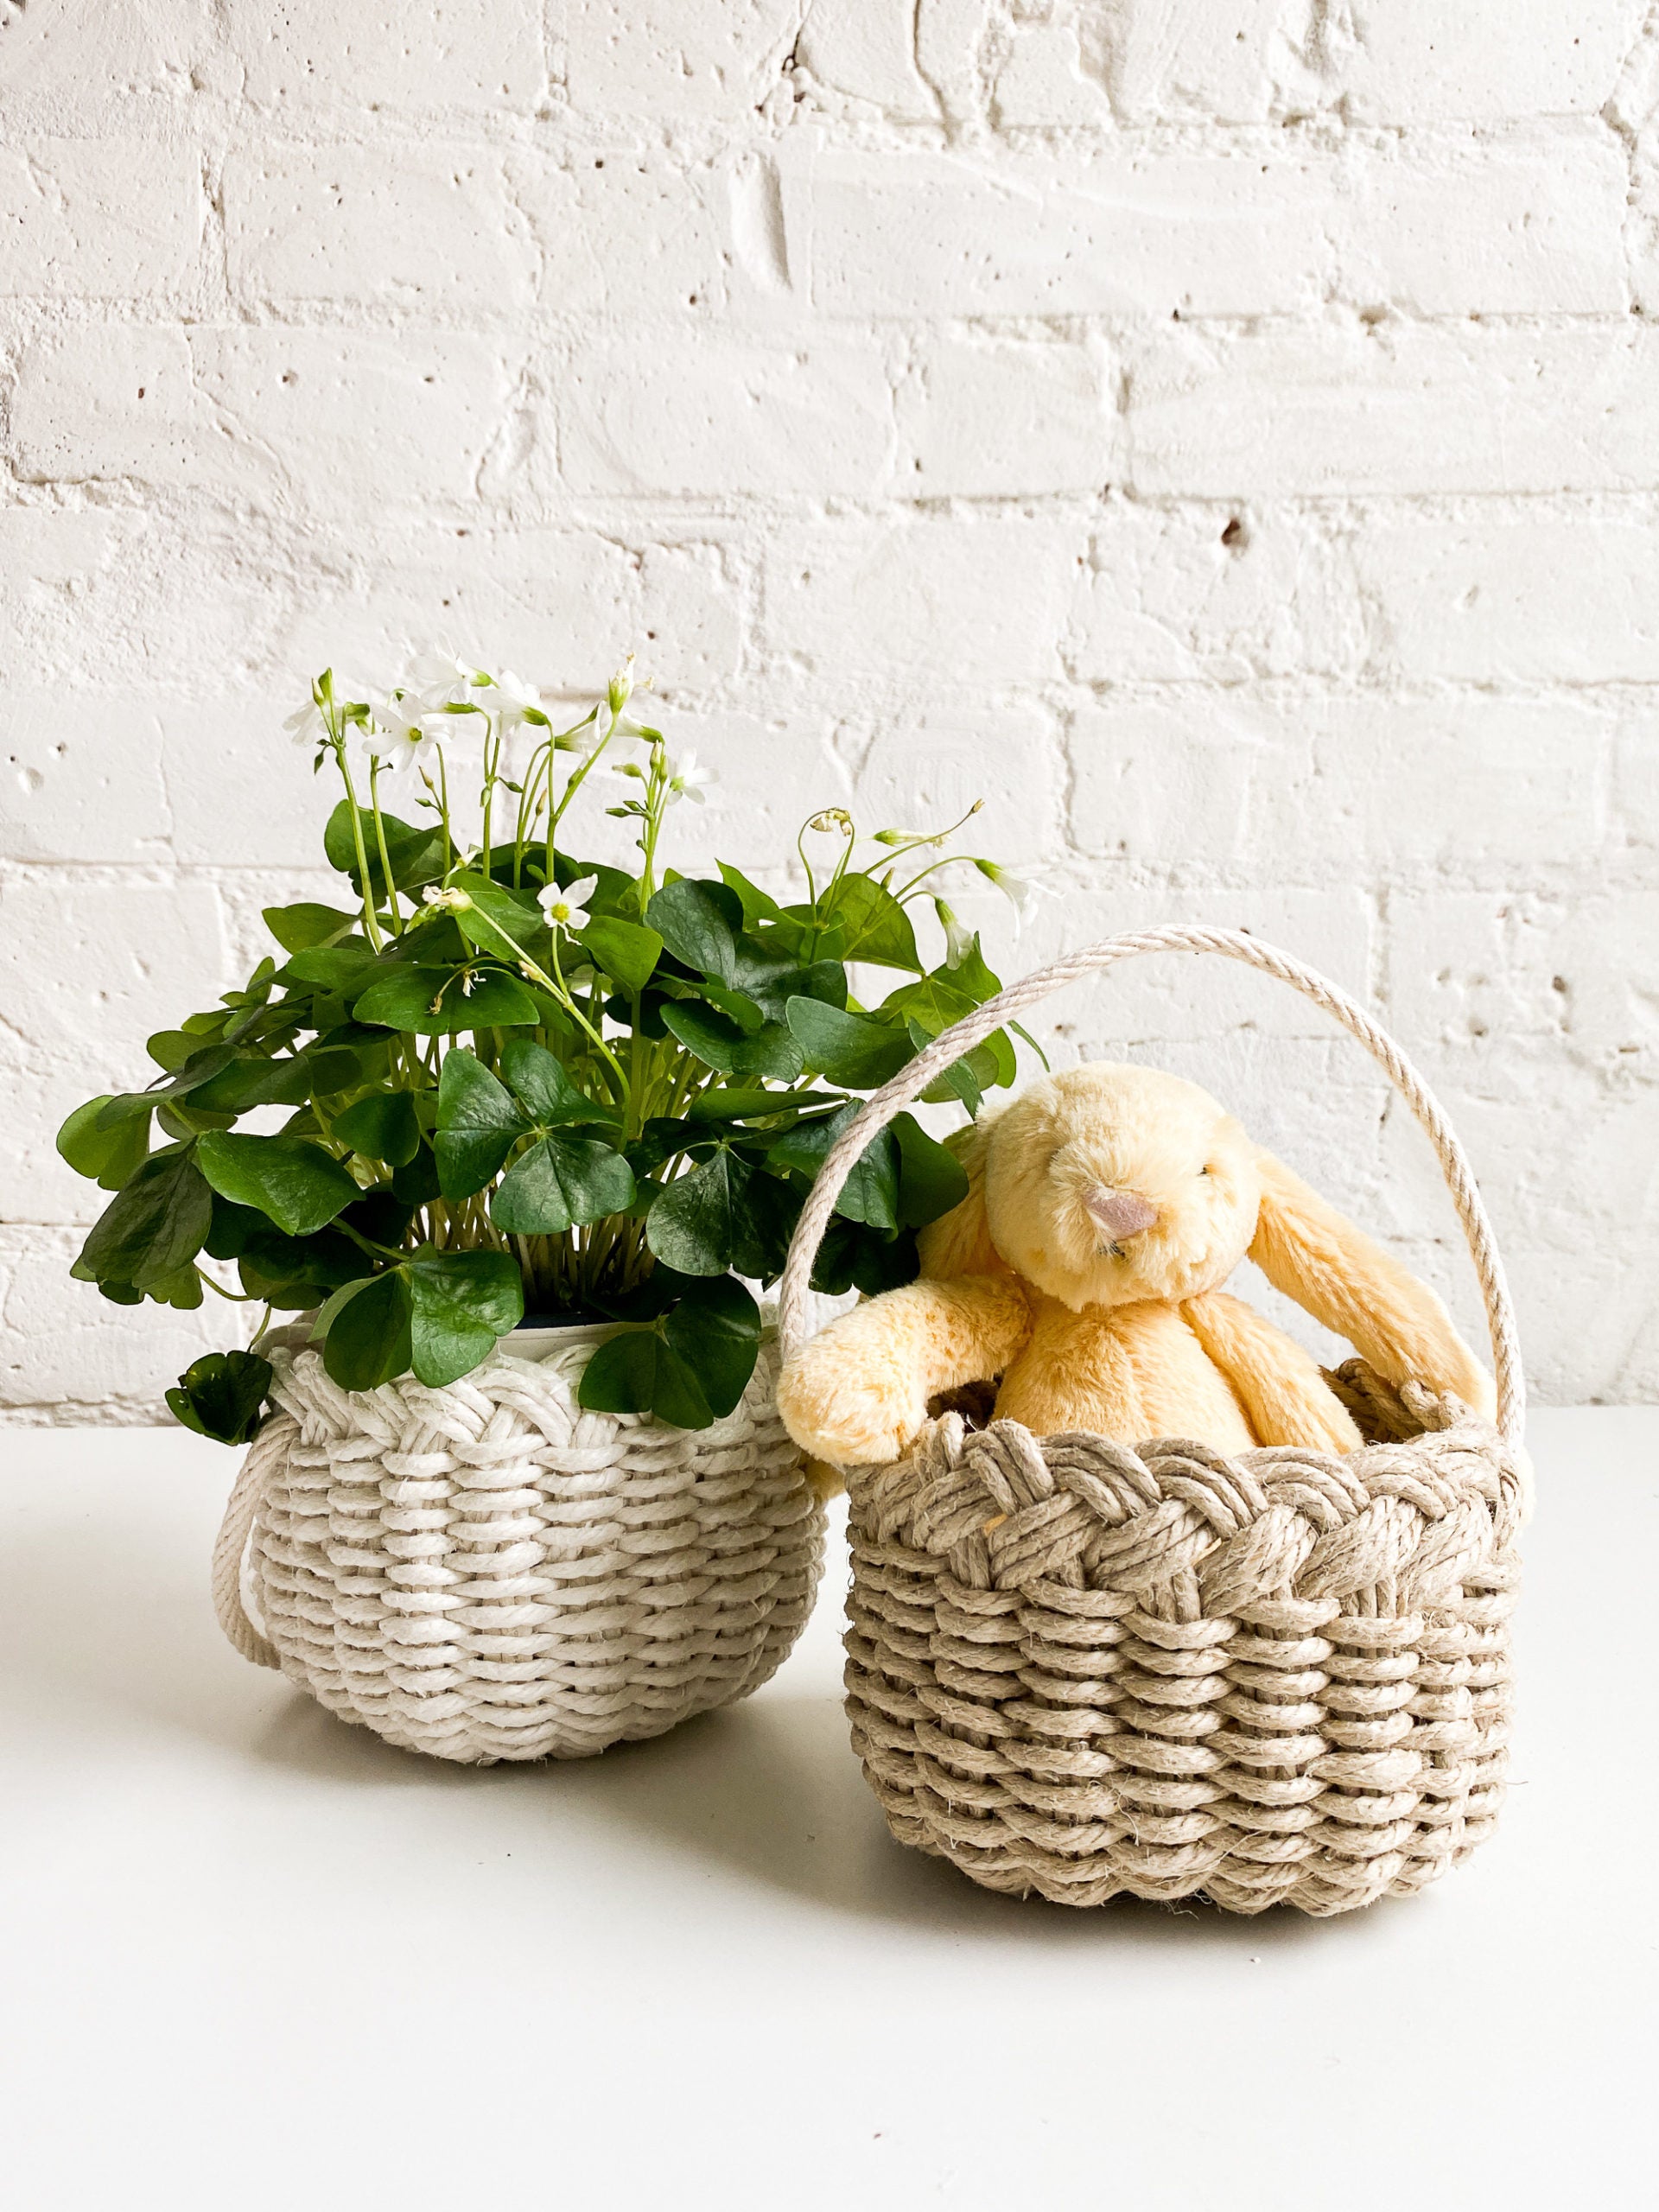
[[211, 1423, 283, 1669], [779, 926, 1530, 1913], [778, 926, 1524, 1445], [844, 1382, 1525, 1915], [211, 1335, 824, 1762]]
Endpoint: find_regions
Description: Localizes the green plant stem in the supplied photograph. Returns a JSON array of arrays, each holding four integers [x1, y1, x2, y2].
[[868, 801, 986, 879], [545, 933, 628, 1097], [891, 852, 969, 904], [512, 738, 550, 887], [480, 715, 497, 877], [336, 1220, 406, 1266], [368, 757, 403, 931], [796, 822, 819, 908], [821, 819, 857, 908], [636, 741, 669, 912], [512, 1233, 540, 1305], [543, 739, 563, 894], [435, 749, 454, 870], [550, 706, 613, 836], [626, 1003, 647, 1140], [194, 1268, 264, 1303], [332, 744, 385, 952]]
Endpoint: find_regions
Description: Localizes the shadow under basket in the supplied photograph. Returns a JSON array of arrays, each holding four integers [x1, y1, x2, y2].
[[778, 925, 1534, 1917]]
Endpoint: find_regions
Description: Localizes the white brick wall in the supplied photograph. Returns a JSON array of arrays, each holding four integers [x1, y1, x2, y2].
[[1, 0, 1655, 1418]]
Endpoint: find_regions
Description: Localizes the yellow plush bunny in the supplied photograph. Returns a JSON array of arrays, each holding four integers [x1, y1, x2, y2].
[[776, 1062, 1494, 1470]]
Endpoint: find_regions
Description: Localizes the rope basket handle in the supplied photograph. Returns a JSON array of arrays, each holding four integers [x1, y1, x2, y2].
[[778, 925, 1524, 1445]]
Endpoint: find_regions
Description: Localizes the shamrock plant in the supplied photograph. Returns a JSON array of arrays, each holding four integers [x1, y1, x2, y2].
[[60, 655, 1040, 1441]]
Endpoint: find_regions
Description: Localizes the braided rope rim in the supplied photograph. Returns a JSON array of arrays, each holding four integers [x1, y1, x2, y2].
[[778, 926, 1523, 1445]]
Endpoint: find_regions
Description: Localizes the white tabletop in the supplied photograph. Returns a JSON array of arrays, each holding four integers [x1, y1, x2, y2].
[[3, 1409, 1654, 2211]]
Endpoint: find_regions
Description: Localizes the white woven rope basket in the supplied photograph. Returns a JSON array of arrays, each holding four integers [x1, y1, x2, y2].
[[779, 927, 1531, 1916], [212, 1326, 824, 1763]]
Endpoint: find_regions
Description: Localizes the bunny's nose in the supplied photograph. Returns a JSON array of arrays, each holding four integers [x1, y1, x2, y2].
[[1085, 1187, 1160, 1241]]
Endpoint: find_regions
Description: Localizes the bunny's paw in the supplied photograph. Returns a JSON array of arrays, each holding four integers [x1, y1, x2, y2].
[[775, 1344, 925, 1469]]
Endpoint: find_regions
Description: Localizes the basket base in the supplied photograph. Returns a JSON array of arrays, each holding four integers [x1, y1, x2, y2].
[[263, 1565, 827, 1766], [855, 1734, 1507, 1916]]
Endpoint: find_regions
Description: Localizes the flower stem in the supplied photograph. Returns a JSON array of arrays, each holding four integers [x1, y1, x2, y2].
[[480, 716, 497, 877], [891, 852, 967, 904], [512, 737, 550, 887], [333, 743, 384, 951], [635, 740, 673, 915], [543, 736, 558, 895], [548, 933, 628, 1096], [368, 756, 403, 932], [436, 749, 454, 871], [550, 705, 613, 835]]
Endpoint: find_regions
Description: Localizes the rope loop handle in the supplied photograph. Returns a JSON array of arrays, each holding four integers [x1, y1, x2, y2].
[[777, 925, 1524, 1445], [211, 1413, 286, 1669]]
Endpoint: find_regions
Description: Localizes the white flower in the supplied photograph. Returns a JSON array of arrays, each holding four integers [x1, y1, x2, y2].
[[283, 695, 328, 749], [373, 690, 447, 770], [664, 751, 715, 807], [554, 708, 604, 757], [874, 800, 983, 849], [486, 667, 543, 731], [399, 649, 474, 710], [607, 655, 637, 716], [388, 650, 499, 744], [934, 898, 975, 970], [973, 858, 1048, 932], [537, 873, 598, 934]]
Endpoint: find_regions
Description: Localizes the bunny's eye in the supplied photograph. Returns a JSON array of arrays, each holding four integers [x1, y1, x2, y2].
[[1199, 1165, 1212, 1177]]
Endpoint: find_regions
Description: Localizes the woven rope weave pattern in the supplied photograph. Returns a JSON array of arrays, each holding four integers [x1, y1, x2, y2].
[[213, 1338, 824, 1763], [845, 1382, 1525, 1915]]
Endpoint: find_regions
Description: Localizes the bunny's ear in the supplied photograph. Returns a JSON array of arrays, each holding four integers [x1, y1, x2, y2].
[[914, 1111, 1007, 1281], [1249, 1149, 1496, 1419]]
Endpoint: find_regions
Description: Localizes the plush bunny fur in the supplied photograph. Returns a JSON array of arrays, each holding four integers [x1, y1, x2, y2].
[[777, 1062, 1495, 1472]]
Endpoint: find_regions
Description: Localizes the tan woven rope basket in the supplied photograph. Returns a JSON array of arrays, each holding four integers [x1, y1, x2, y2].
[[212, 1326, 824, 1764], [779, 927, 1530, 1916]]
